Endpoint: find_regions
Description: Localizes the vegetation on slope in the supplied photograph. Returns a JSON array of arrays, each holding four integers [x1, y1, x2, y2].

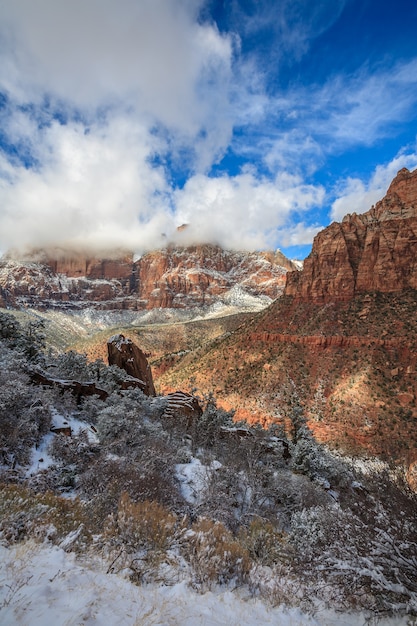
[[0, 311, 416, 619], [158, 292, 417, 466]]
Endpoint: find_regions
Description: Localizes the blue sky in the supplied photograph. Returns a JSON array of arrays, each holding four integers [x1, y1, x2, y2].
[[0, 0, 417, 259]]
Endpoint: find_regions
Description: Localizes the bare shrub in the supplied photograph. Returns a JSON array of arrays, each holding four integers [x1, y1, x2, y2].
[[181, 517, 251, 591], [239, 517, 291, 566], [103, 493, 181, 583], [0, 483, 90, 550], [110, 493, 178, 552]]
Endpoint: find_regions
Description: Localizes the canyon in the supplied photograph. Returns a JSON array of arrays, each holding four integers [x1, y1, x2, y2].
[[157, 169, 417, 474], [1, 168, 416, 479]]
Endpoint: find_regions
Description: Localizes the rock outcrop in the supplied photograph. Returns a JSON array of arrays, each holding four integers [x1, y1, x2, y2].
[[285, 168, 417, 302], [107, 334, 156, 396], [162, 391, 203, 429], [0, 245, 296, 310], [30, 370, 109, 403]]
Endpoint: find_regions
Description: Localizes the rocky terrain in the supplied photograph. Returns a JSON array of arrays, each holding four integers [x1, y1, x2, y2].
[[107, 333, 156, 396], [0, 245, 296, 311], [157, 169, 417, 481]]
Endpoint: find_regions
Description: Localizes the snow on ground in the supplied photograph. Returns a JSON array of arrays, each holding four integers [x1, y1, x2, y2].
[[176, 458, 221, 505], [25, 431, 56, 477], [26, 412, 98, 477], [0, 540, 404, 626]]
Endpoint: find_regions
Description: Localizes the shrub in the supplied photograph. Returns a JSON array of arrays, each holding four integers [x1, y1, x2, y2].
[[103, 494, 180, 582], [181, 517, 251, 591], [0, 348, 52, 465], [111, 493, 178, 553], [0, 483, 90, 550], [239, 517, 290, 566]]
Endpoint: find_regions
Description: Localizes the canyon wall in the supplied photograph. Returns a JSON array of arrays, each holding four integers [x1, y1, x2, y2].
[[285, 168, 417, 302], [0, 245, 296, 310]]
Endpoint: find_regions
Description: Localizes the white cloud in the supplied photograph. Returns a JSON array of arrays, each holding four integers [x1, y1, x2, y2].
[[0, 0, 234, 166], [276, 222, 323, 247], [0, 0, 243, 253], [173, 171, 324, 250], [0, 0, 416, 259], [331, 151, 417, 221], [0, 111, 325, 254], [253, 58, 417, 173], [0, 117, 175, 253], [309, 59, 417, 148]]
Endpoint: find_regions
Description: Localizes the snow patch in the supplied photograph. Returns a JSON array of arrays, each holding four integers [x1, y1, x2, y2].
[[0, 541, 405, 626], [176, 457, 221, 505]]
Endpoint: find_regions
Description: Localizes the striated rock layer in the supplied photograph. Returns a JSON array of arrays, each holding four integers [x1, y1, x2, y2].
[[285, 167, 417, 302], [0, 245, 296, 311]]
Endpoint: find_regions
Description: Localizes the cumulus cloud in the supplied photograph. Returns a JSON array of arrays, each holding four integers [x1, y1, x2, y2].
[[0, 109, 325, 254], [173, 171, 325, 250], [0, 1, 231, 127], [0, 0, 238, 253], [0, 0, 235, 171], [331, 151, 417, 221], [0, 1, 416, 258], [0, 117, 175, 253]]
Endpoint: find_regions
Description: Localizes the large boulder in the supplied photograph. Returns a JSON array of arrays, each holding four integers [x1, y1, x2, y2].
[[107, 334, 156, 396]]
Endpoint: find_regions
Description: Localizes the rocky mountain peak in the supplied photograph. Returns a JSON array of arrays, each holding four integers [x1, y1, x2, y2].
[[285, 167, 417, 302]]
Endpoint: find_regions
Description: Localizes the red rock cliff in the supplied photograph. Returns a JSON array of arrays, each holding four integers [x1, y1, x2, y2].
[[0, 244, 295, 310], [136, 245, 294, 309], [285, 167, 417, 302]]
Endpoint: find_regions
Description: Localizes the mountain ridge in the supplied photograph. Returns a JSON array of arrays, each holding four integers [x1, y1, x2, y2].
[[0, 244, 297, 311], [285, 167, 417, 302]]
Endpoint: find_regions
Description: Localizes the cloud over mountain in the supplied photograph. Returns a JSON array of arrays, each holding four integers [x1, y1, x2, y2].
[[0, 0, 416, 257]]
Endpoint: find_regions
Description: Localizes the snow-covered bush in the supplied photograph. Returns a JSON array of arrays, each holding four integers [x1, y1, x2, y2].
[[79, 453, 181, 529], [0, 483, 90, 550], [95, 389, 164, 448], [181, 517, 251, 591], [193, 394, 236, 449], [0, 346, 51, 465], [0, 312, 45, 363], [290, 500, 417, 614], [291, 434, 354, 490], [197, 464, 246, 531], [47, 350, 91, 381], [239, 517, 290, 566]]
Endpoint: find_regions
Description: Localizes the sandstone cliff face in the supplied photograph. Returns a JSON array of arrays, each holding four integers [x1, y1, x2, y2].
[[0, 245, 295, 310], [137, 246, 293, 309], [285, 168, 417, 302]]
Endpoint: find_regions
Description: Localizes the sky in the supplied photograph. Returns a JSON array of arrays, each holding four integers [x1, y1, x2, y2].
[[0, 0, 417, 260]]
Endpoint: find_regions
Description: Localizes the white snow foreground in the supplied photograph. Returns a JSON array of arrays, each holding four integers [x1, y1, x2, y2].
[[0, 541, 406, 626]]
